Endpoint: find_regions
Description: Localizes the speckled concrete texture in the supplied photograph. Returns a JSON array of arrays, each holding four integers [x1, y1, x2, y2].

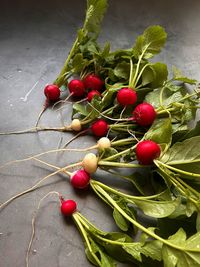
[[0, 0, 200, 266]]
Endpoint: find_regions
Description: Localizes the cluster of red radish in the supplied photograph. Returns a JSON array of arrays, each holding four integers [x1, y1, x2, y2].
[[44, 74, 104, 103]]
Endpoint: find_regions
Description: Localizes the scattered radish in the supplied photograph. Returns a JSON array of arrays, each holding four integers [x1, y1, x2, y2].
[[136, 140, 161, 165], [87, 90, 101, 102], [132, 102, 156, 126], [68, 79, 85, 97], [117, 88, 137, 106], [82, 153, 98, 174], [60, 199, 77, 216], [70, 169, 90, 189], [71, 119, 82, 131], [97, 137, 111, 149], [91, 119, 109, 137], [44, 84, 61, 102], [83, 74, 103, 91]]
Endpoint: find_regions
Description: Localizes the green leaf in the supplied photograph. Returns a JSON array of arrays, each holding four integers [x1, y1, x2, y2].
[[114, 61, 130, 80], [133, 25, 167, 59], [84, 0, 108, 39], [142, 62, 168, 88], [101, 42, 110, 58], [172, 66, 197, 84], [72, 103, 89, 117], [145, 118, 172, 146], [89, 239, 116, 267], [132, 197, 180, 218], [160, 136, 200, 176], [113, 208, 129, 231], [177, 121, 200, 141], [71, 53, 88, 73], [162, 229, 200, 267]]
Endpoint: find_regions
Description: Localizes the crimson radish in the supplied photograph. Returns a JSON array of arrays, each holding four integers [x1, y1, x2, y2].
[[70, 169, 90, 189], [117, 87, 137, 106], [91, 119, 109, 137], [136, 140, 161, 165], [60, 199, 77, 216], [87, 90, 101, 102], [83, 74, 103, 91], [44, 84, 61, 102], [82, 153, 98, 174], [68, 79, 85, 97], [132, 102, 156, 126]]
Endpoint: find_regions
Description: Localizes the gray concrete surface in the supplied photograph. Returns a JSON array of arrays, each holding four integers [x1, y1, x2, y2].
[[0, 0, 200, 266]]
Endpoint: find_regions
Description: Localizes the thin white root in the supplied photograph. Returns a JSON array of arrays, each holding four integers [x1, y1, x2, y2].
[[26, 191, 61, 267]]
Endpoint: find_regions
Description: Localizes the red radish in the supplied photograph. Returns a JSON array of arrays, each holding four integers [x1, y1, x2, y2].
[[132, 102, 156, 126], [117, 88, 137, 106], [91, 119, 109, 137], [60, 199, 77, 216], [83, 74, 103, 91], [70, 169, 90, 189], [136, 140, 161, 165], [87, 90, 101, 102], [44, 84, 60, 102], [68, 79, 85, 97]]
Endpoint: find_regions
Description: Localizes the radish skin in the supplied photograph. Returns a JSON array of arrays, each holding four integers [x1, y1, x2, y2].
[[82, 153, 98, 174], [71, 119, 82, 131], [97, 137, 111, 149]]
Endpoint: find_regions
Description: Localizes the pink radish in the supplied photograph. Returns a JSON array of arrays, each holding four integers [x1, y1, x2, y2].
[[44, 84, 61, 102], [83, 74, 103, 91], [132, 102, 156, 126], [87, 90, 101, 102], [70, 170, 90, 189], [68, 79, 85, 97], [117, 88, 137, 106], [60, 199, 77, 216], [136, 140, 161, 165], [91, 119, 109, 137]]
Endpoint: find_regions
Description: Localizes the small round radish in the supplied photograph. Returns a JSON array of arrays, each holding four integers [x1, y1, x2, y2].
[[132, 102, 156, 126], [68, 79, 85, 97], [70, 170, 90, 189], [97, 137, 111, 149], [44, 84, 60, 102], [136, 140, 161, 165], [83, 74, 103, 91], [82, 153, 98, 174], [117, 88, 137, 106], [91, 119, 109, 137], [60, 199, 77, 216], [87, 90, 101, 102], [71, 119, 82, 131]]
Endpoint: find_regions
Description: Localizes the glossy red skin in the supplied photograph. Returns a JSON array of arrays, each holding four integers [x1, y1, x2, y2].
[[132, 102, 156, 126], [60, 199, 77, 216], [83, 74, 103, 91], [91, 119, 109, 137], [44, 84, 60, 101], [117, 88, 137, 106], [136, 140, 161, 165], [70, 170, 90, 189], [68, 79, 85, 97], [87, 90, 101, 102]]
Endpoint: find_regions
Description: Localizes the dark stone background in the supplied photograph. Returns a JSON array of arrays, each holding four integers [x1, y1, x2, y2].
[[0, 0, 200, 266]]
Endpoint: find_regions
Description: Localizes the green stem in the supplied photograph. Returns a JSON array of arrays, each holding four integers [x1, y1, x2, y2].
[[111, 137, 136, 146], [102, 145, 137, 161], [54, 38, 79, 87], [73, 213, 101, 266], [91, 180, 168, 201], [134, 63, 150, 87], [98, 160, 147, 169], [129, 45, 149, 88], [157, 160, 200, 178]]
